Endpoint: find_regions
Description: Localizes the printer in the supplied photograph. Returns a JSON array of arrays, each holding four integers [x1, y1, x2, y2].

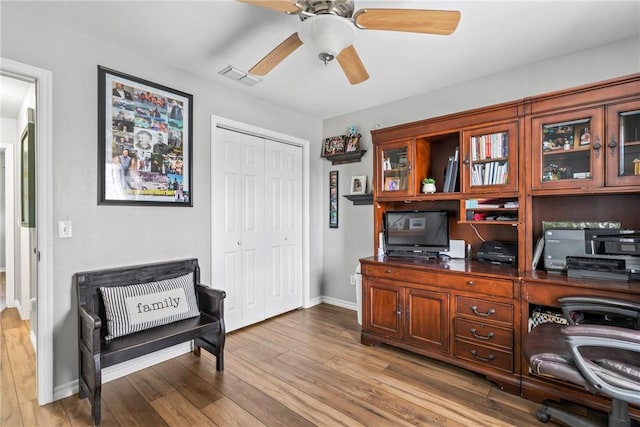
[[477, 241, 517, 266], [544, 228, 640, 281]]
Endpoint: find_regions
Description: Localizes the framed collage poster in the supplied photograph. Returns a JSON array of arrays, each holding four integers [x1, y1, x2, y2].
[[98, 66, 193, 206]]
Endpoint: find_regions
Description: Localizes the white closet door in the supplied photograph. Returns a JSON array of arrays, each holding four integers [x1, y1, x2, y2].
[[264, 140, 303, 317], [212, 128, 265, 332]]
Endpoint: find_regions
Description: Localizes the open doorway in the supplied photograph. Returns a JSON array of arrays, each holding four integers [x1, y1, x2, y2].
[[1, 58, 54, 405]]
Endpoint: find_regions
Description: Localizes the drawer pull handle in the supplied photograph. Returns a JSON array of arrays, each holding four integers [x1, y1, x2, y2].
[[470, 328, 494, 340], [385, 269, 392, 273], [466, 280, 475, 285], [470, 350, 495, 362], [471, 306, 495, 317]]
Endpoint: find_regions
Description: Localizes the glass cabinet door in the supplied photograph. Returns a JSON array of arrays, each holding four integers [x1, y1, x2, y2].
[[606, 100, 640, 187], [462, 122, 517, 194], [531, 107, 604, 190], [377, 140, 412, 198]]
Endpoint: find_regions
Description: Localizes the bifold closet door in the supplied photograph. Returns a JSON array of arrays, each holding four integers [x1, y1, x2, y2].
[[264, 140, 303, 317], [212, 128, 265, 332]]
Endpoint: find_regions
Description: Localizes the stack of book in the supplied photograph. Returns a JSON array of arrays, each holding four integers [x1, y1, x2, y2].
[[443, 146, 459, 192]]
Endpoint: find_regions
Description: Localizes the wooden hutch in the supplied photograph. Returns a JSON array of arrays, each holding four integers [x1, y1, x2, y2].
[[360, 74, 640, 415]]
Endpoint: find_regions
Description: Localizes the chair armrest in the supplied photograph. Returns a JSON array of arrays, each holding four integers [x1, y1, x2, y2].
[[196, 284, 226, 320], [558, 296, 640, 326], [562, 324, 640, 405]]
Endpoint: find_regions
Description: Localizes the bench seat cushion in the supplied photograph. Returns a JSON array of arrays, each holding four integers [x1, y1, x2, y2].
[[100, 272, 200, 340], [101, 313, 220, 368]]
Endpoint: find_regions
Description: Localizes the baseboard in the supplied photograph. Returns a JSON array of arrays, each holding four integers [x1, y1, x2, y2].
[[52, 342, 192, 401], [319, 296, 357, 311], [14, 299, 28, 319], [304, 296, 323, 308], [30, 329, 37, 352]]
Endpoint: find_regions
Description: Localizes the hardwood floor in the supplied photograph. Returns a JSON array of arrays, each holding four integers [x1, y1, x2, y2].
[[1, 303, 562, 426]]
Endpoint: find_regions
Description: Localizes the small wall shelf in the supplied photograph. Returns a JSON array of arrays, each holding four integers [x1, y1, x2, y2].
[[344, 194, 373, 205], [323, 150, 367, 165]]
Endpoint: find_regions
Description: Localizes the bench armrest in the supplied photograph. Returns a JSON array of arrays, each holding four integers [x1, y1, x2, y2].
[[196, 284, 226, 320], [78, 304, 102, 353]]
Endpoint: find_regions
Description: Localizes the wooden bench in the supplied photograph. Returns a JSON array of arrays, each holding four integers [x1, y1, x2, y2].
[[75, 258, 225, 425]]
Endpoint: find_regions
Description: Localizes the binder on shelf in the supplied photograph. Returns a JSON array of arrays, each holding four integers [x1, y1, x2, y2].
[[444, 146, 459, 192]]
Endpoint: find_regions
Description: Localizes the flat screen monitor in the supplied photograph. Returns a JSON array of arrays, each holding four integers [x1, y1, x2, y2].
[[384, 210, 449, 258]]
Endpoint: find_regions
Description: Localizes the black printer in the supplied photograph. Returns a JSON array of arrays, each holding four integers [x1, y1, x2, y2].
[[477, 241, 517, 266]]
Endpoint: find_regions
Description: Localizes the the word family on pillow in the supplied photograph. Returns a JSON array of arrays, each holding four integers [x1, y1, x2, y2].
[[100, 272, 200, 340]]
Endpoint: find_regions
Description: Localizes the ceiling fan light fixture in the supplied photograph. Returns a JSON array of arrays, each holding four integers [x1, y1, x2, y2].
[[298, 14, 356, 65]]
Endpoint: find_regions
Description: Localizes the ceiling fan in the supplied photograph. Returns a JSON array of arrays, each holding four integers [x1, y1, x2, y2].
[[239, 0, 461, 85]]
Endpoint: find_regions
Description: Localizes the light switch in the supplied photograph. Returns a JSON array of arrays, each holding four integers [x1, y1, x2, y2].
[[58, 220, 72, 238]]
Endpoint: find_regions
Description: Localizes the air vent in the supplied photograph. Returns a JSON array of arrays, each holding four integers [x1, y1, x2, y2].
[[219, 65, 262, 86]]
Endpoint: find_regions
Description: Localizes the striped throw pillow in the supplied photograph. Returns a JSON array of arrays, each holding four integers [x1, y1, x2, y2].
[[100, 272, 200, 340]]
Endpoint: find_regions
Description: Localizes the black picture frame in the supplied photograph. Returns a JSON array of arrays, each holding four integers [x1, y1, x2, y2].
[[21, 122, 36, 227], [98, 66, 193, 206], [329, 170, 338, 228]]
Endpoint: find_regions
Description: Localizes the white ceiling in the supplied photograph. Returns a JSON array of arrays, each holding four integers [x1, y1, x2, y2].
[[0, 75, 33, 119], [2, 1, 639, 120]]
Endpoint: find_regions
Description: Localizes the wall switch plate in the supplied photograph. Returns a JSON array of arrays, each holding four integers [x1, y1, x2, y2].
[[350, 274, 356, 285], [58, 220, 72, 238]]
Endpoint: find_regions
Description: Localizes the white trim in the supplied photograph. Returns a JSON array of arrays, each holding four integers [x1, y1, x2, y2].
[[1, 143, 15, 308], [52, 343, 191, 401], [320, 296, 357, 311], [210, 115, 312, 309], [0, 58, 54, 405]]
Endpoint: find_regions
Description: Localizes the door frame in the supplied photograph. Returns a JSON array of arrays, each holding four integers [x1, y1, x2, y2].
[[210, 115, 311, 310], [0, 58, 54, 404]]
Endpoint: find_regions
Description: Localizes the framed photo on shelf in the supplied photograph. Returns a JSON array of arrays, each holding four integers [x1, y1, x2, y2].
[[345, 134, 361, 152], [384, 177, 400, 191], [324, 135, 346, 156], [98, 65, 193, 206], [329, 170, 338, 228], [350, 175, 366, 195], [575, 124, 591, 147]]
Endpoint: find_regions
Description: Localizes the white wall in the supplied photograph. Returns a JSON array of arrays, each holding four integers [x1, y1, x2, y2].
[[322, 37, 640, 304], [0, 117, 17, 308], [0, 150, 5, 270], [1, 5, 323, 392]]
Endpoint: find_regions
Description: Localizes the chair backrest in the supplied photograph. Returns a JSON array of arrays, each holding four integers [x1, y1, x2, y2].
[[74, 258, 200, 339]]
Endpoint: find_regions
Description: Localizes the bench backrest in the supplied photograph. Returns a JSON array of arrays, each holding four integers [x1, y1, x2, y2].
[[74, 258, 200, 339]]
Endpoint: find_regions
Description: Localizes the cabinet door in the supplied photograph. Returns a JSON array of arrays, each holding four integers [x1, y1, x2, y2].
[[462, 121, 518, 194], [531, 107, 604, 190], [404, 287, 450, 352], [605, 100, 640, 187], [365, 279, 403, 339], [376, 140, 413, 199]]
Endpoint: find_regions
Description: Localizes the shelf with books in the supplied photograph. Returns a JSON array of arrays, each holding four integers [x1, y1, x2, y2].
[[463, 121, 518, 194]]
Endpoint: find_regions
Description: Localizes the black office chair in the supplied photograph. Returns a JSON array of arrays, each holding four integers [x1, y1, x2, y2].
[[524, 296, 640, 427]]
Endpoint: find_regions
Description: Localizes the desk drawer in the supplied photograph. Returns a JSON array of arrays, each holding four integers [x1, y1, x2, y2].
[[362, 265, 513, 298], [456, 296, 513, 325], [454, 339, 513, 372], [454, 318, 513, 349]]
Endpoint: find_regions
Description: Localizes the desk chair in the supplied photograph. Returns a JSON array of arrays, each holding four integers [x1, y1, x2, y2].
[[524, 296, 640, 427]]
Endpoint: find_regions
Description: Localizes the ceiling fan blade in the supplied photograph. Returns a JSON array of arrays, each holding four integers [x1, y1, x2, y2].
[[249, 33, 303, 76], [237, 0, 301, 14], [354, 9, 461, 35], [337, 45, 369, 85]]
